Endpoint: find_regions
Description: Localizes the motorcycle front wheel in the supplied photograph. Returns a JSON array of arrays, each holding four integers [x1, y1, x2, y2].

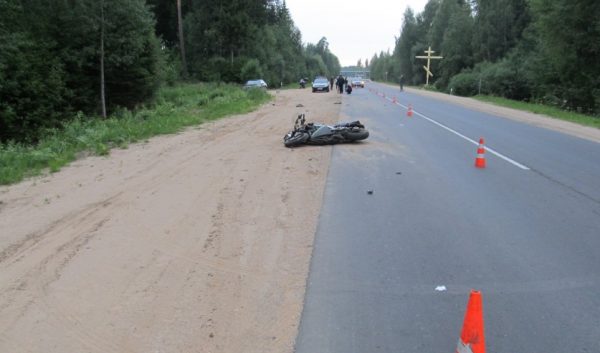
[[284, 132, 310, 147], [343, 129, 369, 141]]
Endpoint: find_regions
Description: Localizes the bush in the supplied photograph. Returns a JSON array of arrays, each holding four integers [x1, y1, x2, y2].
[[449, 70, 479, 96], [478, 59, 530, 100], [449, 57, 531, 100], [160, 48, 182, 86]]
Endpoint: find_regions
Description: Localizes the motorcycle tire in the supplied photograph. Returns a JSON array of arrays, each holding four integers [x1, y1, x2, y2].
[[284, 132, 310, 147], [343, 129, 369, 141]]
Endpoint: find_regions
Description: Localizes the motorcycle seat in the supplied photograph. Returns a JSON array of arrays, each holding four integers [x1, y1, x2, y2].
[[333, 121, 364, 128]]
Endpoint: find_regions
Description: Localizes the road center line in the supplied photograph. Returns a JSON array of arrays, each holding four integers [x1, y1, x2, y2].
[[381, 94, 530, 170]]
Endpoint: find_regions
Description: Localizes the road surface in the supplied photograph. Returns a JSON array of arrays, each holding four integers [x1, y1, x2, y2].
[[295, 82, 600, 353]]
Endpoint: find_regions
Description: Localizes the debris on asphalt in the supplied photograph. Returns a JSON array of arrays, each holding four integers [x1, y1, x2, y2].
[[367, 190, 373, 195], [296, 104, 304, 107], [435, 285, 447, 292]]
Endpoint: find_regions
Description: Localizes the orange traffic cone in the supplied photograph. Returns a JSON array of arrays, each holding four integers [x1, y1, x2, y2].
[[456, 290, 486, 353], [407, 104, 413, 117], [393, 96, 397, 104], [475, 138, 486, 168]]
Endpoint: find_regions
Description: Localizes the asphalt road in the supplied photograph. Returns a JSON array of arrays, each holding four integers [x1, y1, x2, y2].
[[294, 82, 600, 353]]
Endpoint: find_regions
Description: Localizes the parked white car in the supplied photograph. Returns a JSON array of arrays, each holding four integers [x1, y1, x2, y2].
[[243, 79, 268, 89]]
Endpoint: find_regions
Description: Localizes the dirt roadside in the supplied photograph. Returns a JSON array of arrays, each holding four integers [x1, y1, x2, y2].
[[381, 83, 600, 143], [0, 89, 342, 352]]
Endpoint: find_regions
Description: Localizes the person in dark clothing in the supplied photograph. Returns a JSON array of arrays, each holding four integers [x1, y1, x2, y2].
[[337, 75, 345, 94], [399, 74, 405, 91], [330, 77, 334, 91]]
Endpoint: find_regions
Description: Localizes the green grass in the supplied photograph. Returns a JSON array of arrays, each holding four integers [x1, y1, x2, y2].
[[474, 95, 600, 129], [0, 82, 271, 185]]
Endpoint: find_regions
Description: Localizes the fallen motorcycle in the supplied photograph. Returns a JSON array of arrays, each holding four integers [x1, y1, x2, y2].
[[283, 114, 369, 147]]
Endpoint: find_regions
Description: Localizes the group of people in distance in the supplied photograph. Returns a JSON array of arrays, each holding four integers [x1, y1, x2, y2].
[[298, 75, 354, 94], [331, 75, 352, 94]]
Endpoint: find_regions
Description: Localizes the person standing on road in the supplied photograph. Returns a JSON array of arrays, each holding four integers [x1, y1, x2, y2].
[[330, 77, 334, 91], [399, 74, 405, 91], [337, 75, 344, 94]]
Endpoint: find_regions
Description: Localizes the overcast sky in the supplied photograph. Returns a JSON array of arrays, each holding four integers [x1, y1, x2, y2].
[[285, 0, 430, 67]]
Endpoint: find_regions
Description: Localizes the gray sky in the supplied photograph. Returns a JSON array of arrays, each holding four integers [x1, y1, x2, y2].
[[285, 0, 430, 67]]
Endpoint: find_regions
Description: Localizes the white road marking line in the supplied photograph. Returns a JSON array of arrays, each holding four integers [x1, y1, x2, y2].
[[377, 91, 530, 170]]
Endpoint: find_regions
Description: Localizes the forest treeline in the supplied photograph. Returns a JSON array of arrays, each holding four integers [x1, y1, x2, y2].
[[368, 0, 599, 115], [0, 0, 340, 142]]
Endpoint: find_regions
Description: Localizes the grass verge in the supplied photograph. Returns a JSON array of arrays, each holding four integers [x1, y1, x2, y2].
[[0, 82, 271, 185], [474, 95, 600, 129]]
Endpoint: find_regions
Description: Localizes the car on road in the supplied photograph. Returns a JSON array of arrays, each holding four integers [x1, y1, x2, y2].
[[243, 79, 268, 89], [312, 77, 330, 92], [351, 78, 365, 88]]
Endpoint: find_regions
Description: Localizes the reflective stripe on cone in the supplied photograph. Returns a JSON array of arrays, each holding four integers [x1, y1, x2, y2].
[[475, 138, 486, 168]]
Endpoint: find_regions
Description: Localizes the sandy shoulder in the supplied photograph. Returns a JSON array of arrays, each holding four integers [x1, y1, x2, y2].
[[379, 83, 600, 143], [0, 88, 342, 353]]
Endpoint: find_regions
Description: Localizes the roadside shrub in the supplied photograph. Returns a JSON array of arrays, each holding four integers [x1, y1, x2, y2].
[[449, 70, 479, 96], [449, 58, 532, 100], [160, 48, 181, 86], [245, 87, 268, 101]]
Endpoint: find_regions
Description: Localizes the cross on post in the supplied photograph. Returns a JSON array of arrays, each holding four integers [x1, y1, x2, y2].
[[415, 46, 443, 86]]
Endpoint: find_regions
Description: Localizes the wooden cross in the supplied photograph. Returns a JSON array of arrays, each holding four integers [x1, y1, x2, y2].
[[415, 46, 443, 86]]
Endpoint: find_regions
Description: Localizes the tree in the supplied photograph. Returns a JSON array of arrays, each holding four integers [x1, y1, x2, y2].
[[0, 0, 163, 142], [529, 0, 600, 113], [437, 0, 474, 88], [395, 7, 419, 83], [472, 0, 530, 62], [0, 1, 69, 141], [1, 0, 345, 142]]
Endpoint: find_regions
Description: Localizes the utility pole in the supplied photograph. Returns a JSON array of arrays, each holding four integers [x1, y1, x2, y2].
[[415, 46, 443, 86], [177, 0, 188, 78], [281, 59, 284, 88], [100, 0, 106, 118]]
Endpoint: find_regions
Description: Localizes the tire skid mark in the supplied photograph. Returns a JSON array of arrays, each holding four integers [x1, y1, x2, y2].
[[0, 197, 121, 352], [0, 193, 121, 267], [29, 215, 121, 353]]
